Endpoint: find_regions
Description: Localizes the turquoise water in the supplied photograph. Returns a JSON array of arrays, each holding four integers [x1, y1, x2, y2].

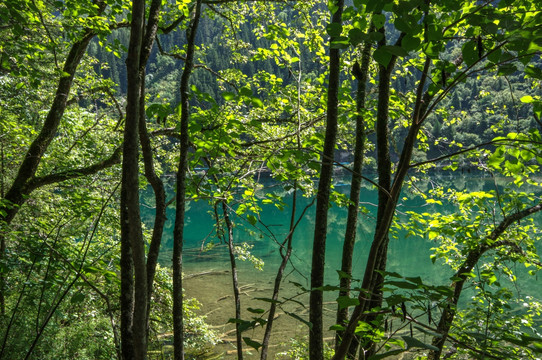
[[142, 172, 541, 357], [144, 172, 541, 291]]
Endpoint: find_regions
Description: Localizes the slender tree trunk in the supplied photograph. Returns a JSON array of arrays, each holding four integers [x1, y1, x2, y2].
[[261, 181, 299, 360], [356, 40, 395, 357], [0, 29, 95, 226], [172, 2, 202, 359], [120, 0, 147, 358], [309, 1, 343, 358], [138, 72, 167, 326], [137, 0, 164, 327], [335, 36, 372, 351], [1, 141, 4, 317], [221, 201, 244, 359]]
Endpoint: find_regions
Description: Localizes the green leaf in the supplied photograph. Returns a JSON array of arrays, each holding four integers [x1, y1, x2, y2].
[[525, 65, 542, 80], [462, 41, 479, 66], [243, 337, 262, 350], [394, 17, 412, 33], [247, 307, 265, 314], [382, 45, 407, 57], [373, 47, 392, 67], [247, 214, 258, 226], [348, 28, 366, 46], [285, 311, 312, 329], [326, 23, 343, 37], [329, 324, 346, 331], [385, 280, 419, 289], [368, 349, 404, 360], [70, 292, 85, 304], [498, 63, 517, 76], [336, 295, 360, 310], [426, 24, 442, 41], [414, 326, 443, 338], [423, 41, 441, 58], [402, 336, 439, 351], [289, 281, 308, 291], [251, 98, 264, 108], [239, 87, 252, 97], [487, 48, 502, 64], [401, 34, 421, 52], [372, 13, 386, 29], [222, 91, 236, 101], [520, 95, 535, 103], [337, 270, 352, 279], [314, 285, 342, 291], [330, 37, 350, 49]]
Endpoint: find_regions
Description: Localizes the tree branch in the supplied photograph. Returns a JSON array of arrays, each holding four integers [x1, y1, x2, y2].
[[25, 146, 122, 192]]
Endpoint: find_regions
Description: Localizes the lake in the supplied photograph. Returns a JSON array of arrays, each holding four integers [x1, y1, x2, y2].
[[143, 171, 541, 358]]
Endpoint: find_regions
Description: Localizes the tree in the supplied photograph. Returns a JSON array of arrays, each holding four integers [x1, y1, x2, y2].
[[1, 1, 123, 356], [172, 1, 203, 359], [330, 1, 542, 358], [3, 0, 542, 358], [309, 1, 344, 359]]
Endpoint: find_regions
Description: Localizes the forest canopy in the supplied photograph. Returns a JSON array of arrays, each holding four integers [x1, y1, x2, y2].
[[1, 0, 542, 359]]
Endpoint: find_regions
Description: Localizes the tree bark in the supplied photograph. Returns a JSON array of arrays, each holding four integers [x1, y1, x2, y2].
[[222, 201, 244, 359], [261, 182, 300, 360], [173, 1, 202, 359], [335, 35, 372, 352], [137, 0, 164, 330], [309, 1, 343, 359], [120, 0, 147, 358]]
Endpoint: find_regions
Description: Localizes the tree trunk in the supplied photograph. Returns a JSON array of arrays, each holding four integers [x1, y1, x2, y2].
[[120, 0, 147, 358], [332, 38, 429, 360], [0, 27, 96, 320], [173, 1, 202, 359], [309, 1, 343, 358], [261, 181, 302, 360], [137, 0, 164, 328], [335, 35, 372, 352], [222, 201, 244, 359], [356, 43, 395, 357]]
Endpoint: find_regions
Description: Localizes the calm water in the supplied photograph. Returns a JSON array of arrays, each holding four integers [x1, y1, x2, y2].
[[142, 172, 541, 357], [142, 172, 541, 290]]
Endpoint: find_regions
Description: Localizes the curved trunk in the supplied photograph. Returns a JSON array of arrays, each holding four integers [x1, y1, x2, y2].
[[222, 201, 244, 360], [0, 28, 96, 321]]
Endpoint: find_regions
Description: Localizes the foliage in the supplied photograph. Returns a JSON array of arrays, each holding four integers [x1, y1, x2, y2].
[[2, 0, 542, 358], [276, 335, 335, 360]]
